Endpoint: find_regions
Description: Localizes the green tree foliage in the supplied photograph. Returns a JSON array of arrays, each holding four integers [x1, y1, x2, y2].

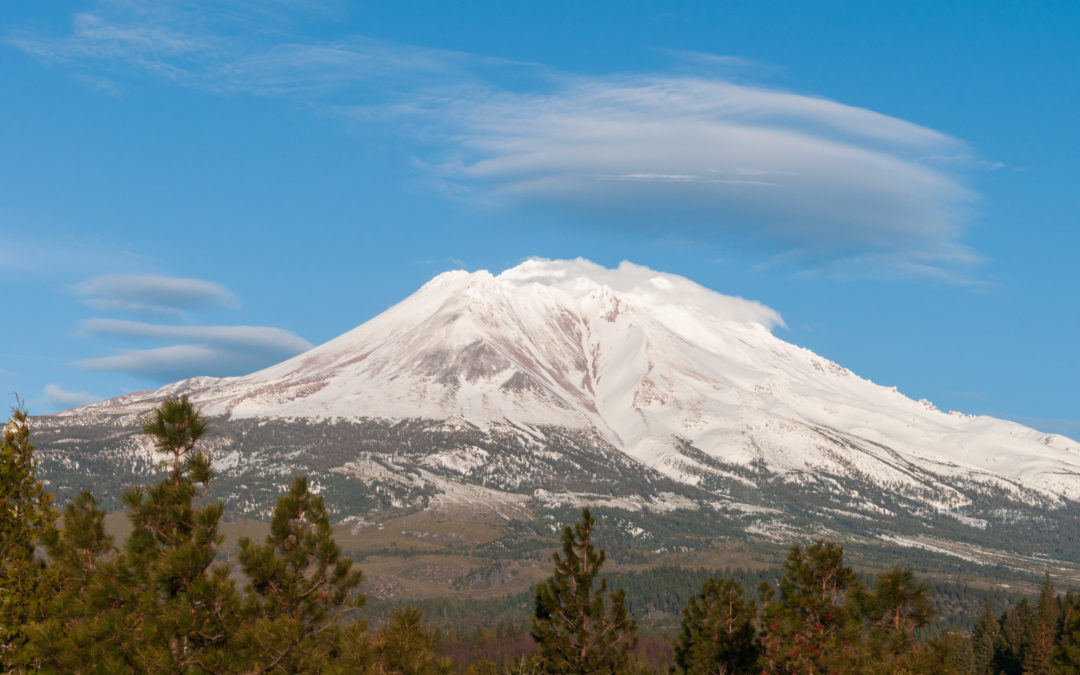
[[141, 394, 208, 484], [235, 475, 367, 671], [760, 539, 864, 672], [24, 490, 115, 670], [531, 508, 638, 674], [673, 577, 759, 674], [35, 396, 240, 671], [16, 392, 1080, 674], [1056, 590, 1080, 672], [101, 397, 237, 671], [862, 567, 935, 669], [25, 396, 238, 671], [366, 606, 453, 674], [922, 630, 974, 674], [0, 404, 56, 670], [15, 396, 461, 674], [1023, 573, 1060, 675], [970, 602, 1001, 674], [998, 597, 1033, 674]]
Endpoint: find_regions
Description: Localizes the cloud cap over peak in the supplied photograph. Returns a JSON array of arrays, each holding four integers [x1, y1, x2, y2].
[[499, 257, 785, 331], [431, 76, 976, 274]]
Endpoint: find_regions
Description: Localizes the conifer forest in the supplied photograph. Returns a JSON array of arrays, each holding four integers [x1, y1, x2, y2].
[[3, 398, 1077, 674]]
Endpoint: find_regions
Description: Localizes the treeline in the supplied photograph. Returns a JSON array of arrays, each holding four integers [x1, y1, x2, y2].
[[1, 399, 453, 673], [2, 397, 1077, 673]]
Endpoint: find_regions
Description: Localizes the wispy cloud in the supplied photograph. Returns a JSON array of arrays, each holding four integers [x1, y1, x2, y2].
[[78, 319, 313, 380], [44, 383, 101, 410], [81, 319, 311, 351], [418, 76, 976, 274], [0, 231, 146, 274], [66, 271, 311, 381], [6, 1, 998, 278], [75, 274, 239, 318]]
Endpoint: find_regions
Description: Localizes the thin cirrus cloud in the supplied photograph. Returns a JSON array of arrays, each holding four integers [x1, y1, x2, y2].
[[7, 2, 988, 278], [74, 274, 239, 318], [44, 383, 101, 409], [78, 319, 314, 381]]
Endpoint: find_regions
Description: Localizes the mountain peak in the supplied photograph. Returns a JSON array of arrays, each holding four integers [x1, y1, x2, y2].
[[62, 258, 1080, 504]]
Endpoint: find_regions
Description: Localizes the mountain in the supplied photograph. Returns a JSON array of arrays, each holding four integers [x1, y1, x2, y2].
[[33, 259, 1080, 581]]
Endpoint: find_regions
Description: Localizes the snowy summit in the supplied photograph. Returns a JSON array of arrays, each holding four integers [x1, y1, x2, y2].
[[63, 258, 1080, 507]]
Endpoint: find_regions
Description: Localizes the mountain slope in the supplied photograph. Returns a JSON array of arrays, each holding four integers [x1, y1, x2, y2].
[[60, 258, 1080, 507], [34, 259, 1080, 583]]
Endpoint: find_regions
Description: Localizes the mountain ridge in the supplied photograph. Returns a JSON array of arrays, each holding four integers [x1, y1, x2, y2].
[[57, 258, 1080, 507]]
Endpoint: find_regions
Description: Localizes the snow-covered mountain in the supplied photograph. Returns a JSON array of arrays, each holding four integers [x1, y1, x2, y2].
[[35, 258, 1080, 576], [62, 258, 1080, 507]]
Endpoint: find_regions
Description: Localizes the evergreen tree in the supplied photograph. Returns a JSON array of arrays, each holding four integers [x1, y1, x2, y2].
[[970, 602, 1001, 674], [863, 568, 935, 668], [118, 397, 238, 671], [23, 490, 116, 671], [1034, 572, 1062, 631], [368, 606, 453, 675], [236, 475, 367, 672], [6, 396, 386, 673], [29, 396, 240, 672], [672, 577, 759, 674], [997, 598, 1032, 675], [0, 404, 56, 670], [531, 508, 637, 674], [760, 539, 864, 673], [1056, 591, 1080, 672], [462, 659, 499, 675], [921, 631, 974, 675], [1023, 574, 1060, 675], [141, 394, 208, 484]]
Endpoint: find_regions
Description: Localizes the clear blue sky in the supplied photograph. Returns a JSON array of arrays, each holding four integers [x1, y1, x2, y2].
[[2, 1, 1077, 438]]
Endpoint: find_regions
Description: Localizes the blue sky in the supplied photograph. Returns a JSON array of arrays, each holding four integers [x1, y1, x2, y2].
[[1, 1, 1077, 438]]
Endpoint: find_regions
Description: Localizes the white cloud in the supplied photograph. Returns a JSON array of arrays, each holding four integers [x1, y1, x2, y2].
[[75, 275, 238, 317], [500, 258, 784, 330], [78, 320, 313, 380], [44, 384, 101, 410], [421, 76, 975, 271], [81, 319, 311, 351], [7, 2, 993, 277]]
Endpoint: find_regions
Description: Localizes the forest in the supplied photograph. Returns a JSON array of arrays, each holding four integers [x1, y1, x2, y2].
[[3, 396, 1078, 674]]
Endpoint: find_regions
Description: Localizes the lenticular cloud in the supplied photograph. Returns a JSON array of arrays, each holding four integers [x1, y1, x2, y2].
[[433, 76, 975, 269]]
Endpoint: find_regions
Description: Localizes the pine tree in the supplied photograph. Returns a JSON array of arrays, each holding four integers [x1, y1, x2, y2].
[[970, 602, 1001, 674], [1024, 574, 1060, 675], [531, 508, 637, 674], [115, 396, 238, 671], [1034, 572, 1062, 631], [367, 606, 454, 675], [1055, 591, 1080, 672], [9, 395, 384, 672], [236, 475, 367, 672], [141, 394, 207, 484], [28, 396, 241, 671], [864, 568, 935, 668], [672, 577, 759, 674], [760, 539, 864, 673], [0, 403, 56, 670], [23, 490, 116, 671], [922, 631, 974, 675], [998, 598, 1033, 675]]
